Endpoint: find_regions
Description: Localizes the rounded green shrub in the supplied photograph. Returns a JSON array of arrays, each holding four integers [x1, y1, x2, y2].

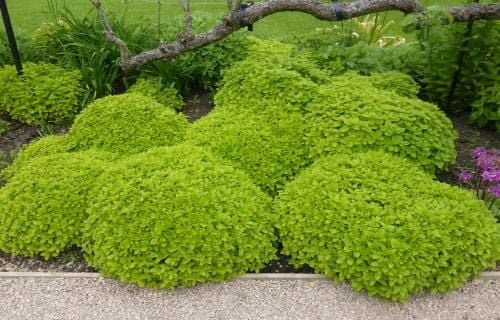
[[214, 38, 323, 113], [0, 151, 111, 259], [67, 93, 188, 155], [276, 151, 499, 301], [1, 135, 69, 181], [305, 77, 457, 172], [186, 108, 310, 195], [128, 78, 184, 111], [82, 144, 276, 289], [0, 63, 82, 124], [337, 71, 419, 98]]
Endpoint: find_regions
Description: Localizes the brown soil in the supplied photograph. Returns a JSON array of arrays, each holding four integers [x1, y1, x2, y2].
[[181, 90, 214, 123]]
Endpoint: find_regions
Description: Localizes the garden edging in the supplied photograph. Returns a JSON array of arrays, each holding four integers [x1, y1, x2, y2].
[[0, 272, 499, 280]]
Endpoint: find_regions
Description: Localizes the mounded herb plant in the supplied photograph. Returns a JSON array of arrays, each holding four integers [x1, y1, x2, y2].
[[276, 151, 499, 302], [186, 108, 310, 195], [67, 93, 188, 155], [0, 151, 112, 259], [214, 38, 324, 113], [1, 135, 69, 181], [305, 76, 457, 172], [128, 78, 184, 111], [338, 71, 419, 98], [0, 63, 82, 125], [82, 144, 276, 288]]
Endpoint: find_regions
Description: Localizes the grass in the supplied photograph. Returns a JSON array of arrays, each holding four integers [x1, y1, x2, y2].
[[6, 0, 467, 39]]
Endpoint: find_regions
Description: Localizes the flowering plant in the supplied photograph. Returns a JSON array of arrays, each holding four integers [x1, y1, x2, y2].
[[459, 148, 499, 219]]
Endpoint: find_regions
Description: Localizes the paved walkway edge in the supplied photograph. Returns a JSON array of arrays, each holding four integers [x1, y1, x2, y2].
[[0, 272, 499, 280]]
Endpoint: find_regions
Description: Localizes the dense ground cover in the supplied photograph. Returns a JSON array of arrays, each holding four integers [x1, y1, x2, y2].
[[0, 0, 498, 303]]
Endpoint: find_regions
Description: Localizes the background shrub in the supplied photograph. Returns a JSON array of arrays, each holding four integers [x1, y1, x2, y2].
[[0, 31, 37, 67], [276, 151, 499, 301], [83, 144, 276, 288], [186, 108, 310, 195], [214, 38, 323, 113], [0, 63, 83, 125], [305, 75, 457, 172], [34, 9, 154, 105], [0, 151, 111, 259], [128, 78, 184, 111], [140, 12, 248, 93], [1, 135, 69, 182], [67, 93, 188, 155]]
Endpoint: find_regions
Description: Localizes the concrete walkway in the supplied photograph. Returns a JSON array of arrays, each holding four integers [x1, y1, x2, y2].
[[0, 277, 498, 320]]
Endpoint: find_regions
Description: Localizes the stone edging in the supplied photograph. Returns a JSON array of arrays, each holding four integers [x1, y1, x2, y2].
[[0, 272, 499, 280]]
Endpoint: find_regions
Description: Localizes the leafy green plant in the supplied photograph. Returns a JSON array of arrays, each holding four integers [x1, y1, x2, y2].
[[338, 71, 419, 98], [186, 108, 310, 195], [35, 8, 154, 105], [67, 93, 188, 155], [0, 63, 83, 125], [0, 151, 112, 259], [276, 151, 499, 302], [470, 83, 500, 131], [403, 8, 500, 129], [0, 31, 37, 67], [82, 144, 277, 288], [305, 74, 457, 172], [214, 38, 323, 114], [1, 135, 69, 182], [140, 12, 248, 93], [289, 27, 421, 76], [128, 78, 184, 111]]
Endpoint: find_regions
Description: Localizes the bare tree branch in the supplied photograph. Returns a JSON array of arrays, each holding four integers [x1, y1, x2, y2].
[[89, 0, 500, 72], [178, 0, 193, 39], [89, 0, 131, 60]]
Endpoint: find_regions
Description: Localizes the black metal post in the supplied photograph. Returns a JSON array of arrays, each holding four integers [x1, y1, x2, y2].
[[445, 0, 480, 110], [0, 0, 22, 75]]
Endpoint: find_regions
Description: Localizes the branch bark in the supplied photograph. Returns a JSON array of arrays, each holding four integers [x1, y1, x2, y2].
[[89, 0, 500, 72]]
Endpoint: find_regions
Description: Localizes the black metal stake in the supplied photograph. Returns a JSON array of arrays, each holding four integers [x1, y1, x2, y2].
[[445, 0, 480, 111], [0, 0, 22, 75]]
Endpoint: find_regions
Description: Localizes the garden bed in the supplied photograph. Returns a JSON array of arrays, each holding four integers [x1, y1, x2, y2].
[[0, 108, 498, 274]]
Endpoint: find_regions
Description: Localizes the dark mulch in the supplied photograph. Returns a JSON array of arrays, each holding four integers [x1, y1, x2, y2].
[[0, 115, 40, 154], [181, 89, 214, 123], [0, 108, 498, 273]]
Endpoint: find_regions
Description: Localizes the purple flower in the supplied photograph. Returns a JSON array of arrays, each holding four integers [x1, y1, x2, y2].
[[487, 185, 500, 198], [459, 171, 473, 182], [472, 147, 490, 159], [482, 170, 500, 182]]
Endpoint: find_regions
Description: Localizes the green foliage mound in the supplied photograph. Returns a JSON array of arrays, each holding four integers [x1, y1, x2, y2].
[[0, 151, 111, 259], [128, 78, 184, 111], [83, 144, 276, 289], [0, 63, 82, 125], [276, 151, 499, 301], [186, 108, 310, 195], [1, 135, 69, 181], [338, 71, 419, 98], [305, 76, 457, 172], [68, 93, 188, 155], [214, 38, 323, 113]]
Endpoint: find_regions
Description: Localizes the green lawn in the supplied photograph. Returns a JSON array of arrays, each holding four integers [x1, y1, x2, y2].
[[6, 0, 467, 39]]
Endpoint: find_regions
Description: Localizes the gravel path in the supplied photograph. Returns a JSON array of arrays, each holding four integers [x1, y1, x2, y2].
[[0, 277, 499, 320]]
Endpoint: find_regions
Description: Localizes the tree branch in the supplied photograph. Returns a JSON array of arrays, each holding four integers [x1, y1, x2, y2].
[[90, 0, 131, 60], [90, 0, 500, 72]]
